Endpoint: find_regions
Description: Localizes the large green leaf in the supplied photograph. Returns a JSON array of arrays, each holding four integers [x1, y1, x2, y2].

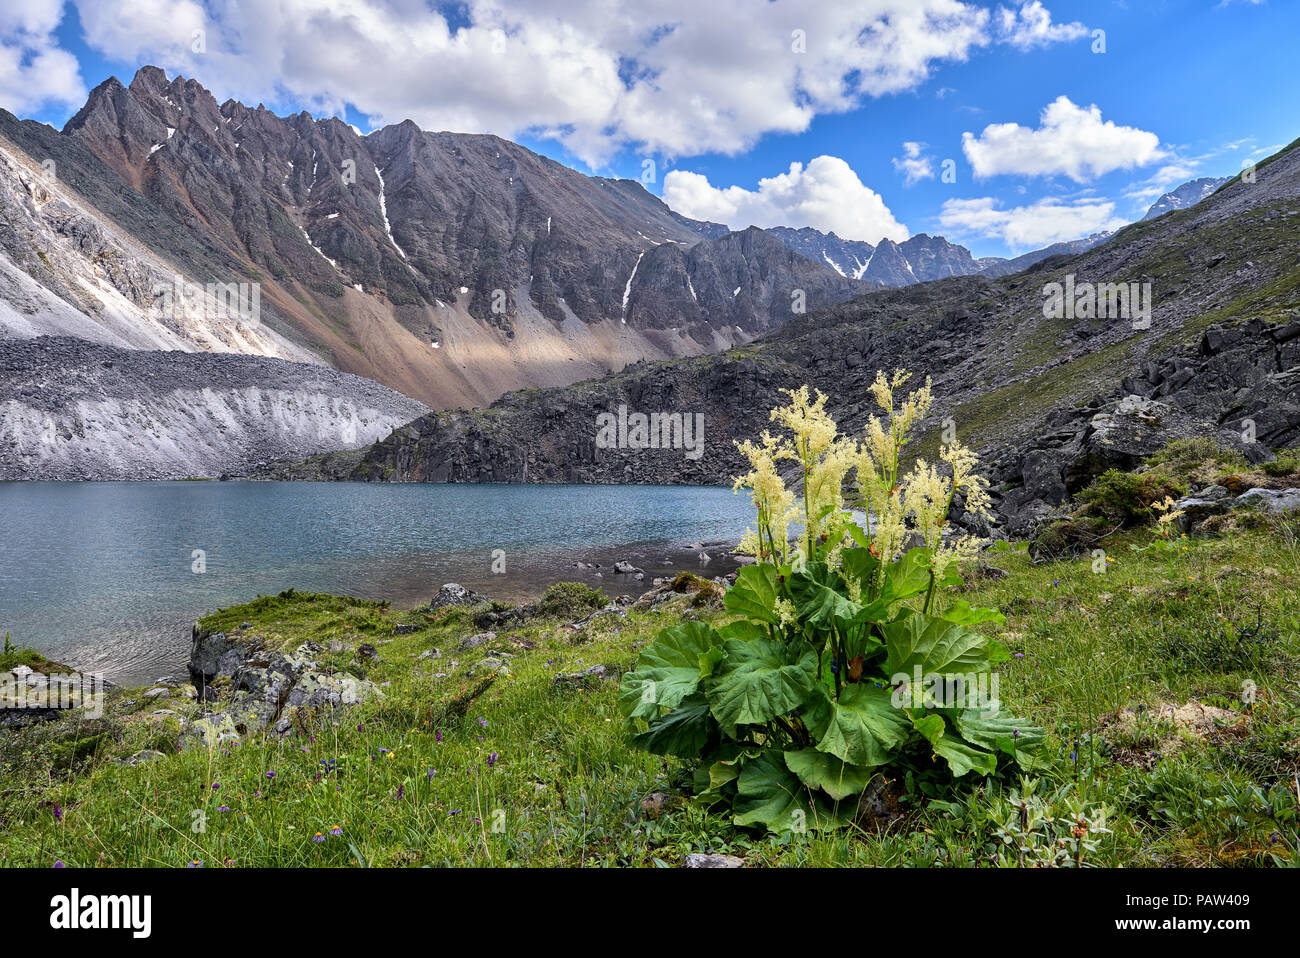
[[943, 599, 1006, 628], [909, 712, 946, 747], [723, 564, 783, 624], [718, 619, 768, 643], [882, 612, 994, 678], [879, 547, 961, 603], [930, 735, 997, 778], [629, 693, 718, 758], [784, 749, 877, 801], [952, 708, 1047, 768], [839, 545, 883, 593], [733, 751, 815, 832], [805, 683, 911, 767], [619, 621, 724, 721], [706, 637, 818, 735], [694, 744, 747, 806], [787, 562, 862, 630]]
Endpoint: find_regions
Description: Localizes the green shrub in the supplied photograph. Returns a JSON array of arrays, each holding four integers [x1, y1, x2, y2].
[[1078, 468, 1185, 526], [620, 374, 1045, 836], [534, 581, 607, 618], [1261, 458, 1300, 477], [1029, 516, 1111, 559], [1145, 437, 1248, 475]]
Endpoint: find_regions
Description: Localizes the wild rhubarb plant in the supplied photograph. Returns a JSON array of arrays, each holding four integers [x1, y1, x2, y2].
[[620, 370, 1045, 834]]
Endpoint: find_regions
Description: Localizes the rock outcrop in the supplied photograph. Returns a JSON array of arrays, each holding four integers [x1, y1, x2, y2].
[[183, 623, 383, 749]]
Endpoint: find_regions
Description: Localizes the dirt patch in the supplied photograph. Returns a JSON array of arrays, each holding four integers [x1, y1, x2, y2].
[[1102, 699, 1245, 765]]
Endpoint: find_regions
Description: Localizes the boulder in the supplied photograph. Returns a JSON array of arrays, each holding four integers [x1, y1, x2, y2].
[[552, 664, 618, 689], [178, 712, 240, 750], [684, 853, 745, 869], [188, 626, 250, 692], [458, 631, 497, 651], [1236, 487, 1300, 512], [125, 749, 166, 766], [1174, 486, 1300, 531], [285, 672, 382, 708], [429, 583, 488, 610]]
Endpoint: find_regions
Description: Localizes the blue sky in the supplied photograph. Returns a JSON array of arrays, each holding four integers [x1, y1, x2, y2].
[[5, 1, 1295, 258]]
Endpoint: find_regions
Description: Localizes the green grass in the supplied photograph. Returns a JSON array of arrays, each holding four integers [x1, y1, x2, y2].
[[3, 521, 1298, 868]]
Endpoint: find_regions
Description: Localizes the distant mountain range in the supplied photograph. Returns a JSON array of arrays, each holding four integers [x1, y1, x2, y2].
[[1143, 176, 1231, 220], [763, 226, 1114, 285]]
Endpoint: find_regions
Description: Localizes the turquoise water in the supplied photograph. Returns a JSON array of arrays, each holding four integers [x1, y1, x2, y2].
[[0, 482, 751, 684]]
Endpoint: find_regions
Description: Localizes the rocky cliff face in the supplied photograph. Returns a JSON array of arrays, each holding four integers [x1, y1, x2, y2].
[[0, 337, 427, 479], [0, 136, 316, 360]]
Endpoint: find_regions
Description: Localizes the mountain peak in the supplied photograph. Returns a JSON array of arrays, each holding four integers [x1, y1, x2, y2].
[[1143, 176, 1230, 220], [129, 64, 170, 90]]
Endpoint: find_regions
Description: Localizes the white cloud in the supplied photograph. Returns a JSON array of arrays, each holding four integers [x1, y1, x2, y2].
[[1123, 163, 1200, 205], [892, 141, 935, 186], [57, 0, 1088, 166], [0, 0, 85, 114], [994, 1, 1089, 50], [938, 195, 1127, 249], [962, 96, 1166, 182], [662, 156, 909, 244]]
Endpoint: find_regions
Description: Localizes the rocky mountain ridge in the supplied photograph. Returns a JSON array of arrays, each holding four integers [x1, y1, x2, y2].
[[4, 66, 864, 407], [764, 226, 1114, 286]]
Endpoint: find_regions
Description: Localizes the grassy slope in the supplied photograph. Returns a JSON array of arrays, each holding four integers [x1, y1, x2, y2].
[[3, 516, 1298, 868]]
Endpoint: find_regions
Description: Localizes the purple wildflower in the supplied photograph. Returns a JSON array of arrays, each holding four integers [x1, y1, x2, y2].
[[487, 752, 498, 768]]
